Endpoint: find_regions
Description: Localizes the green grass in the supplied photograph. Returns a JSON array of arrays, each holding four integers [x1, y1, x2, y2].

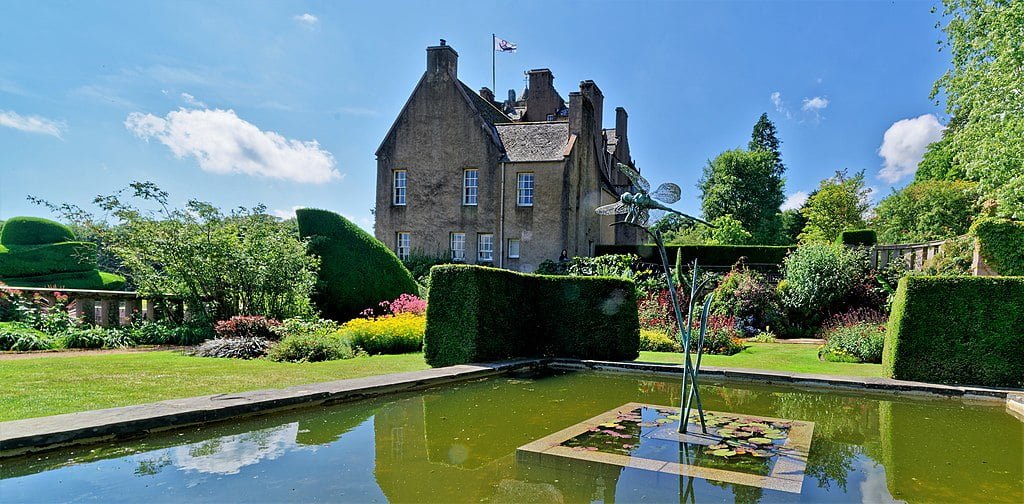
[[638, 342, 883, 377], [0, 351, 429, 422]]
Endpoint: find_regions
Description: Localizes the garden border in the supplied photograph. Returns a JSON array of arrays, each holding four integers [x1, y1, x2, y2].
[[2, 358, 1022, 458]]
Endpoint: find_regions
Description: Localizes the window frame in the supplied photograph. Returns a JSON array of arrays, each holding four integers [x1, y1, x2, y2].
[[477, 233, 494, 262], [393, 170, 407, 206], [450, 232, 466, 262], [395, 232, 410, 260], [517, 172, 534, 207], [463, 169, 478, 206], [507, 238, 521, 259]]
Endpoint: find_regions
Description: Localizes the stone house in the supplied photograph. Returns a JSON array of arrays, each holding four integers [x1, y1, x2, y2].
[[375, 41, 640, 272]]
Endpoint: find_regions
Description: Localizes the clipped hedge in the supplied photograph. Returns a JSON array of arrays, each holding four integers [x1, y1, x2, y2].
[[883, 276, 1024, 387], [600, 244, 794, 268], [0, 242, 98, 277], [836, 229, 877, 247], [970, 217, 1024, 276], [0, 217, 75, 245], [295, 208, 418, 322], [5, 270, 126, 290], [424, 265, 639, 366]]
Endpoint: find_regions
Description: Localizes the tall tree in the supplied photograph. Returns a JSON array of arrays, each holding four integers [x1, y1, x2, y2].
[[932, 0, 1024, 218], [799, 170, 871, 243], [698, 148, 784, 244], [749, 112, 785, 178], [872, 180, 979, 243]]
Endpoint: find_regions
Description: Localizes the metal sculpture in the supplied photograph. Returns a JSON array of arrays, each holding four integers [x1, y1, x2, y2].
[[595, 163, 715, 434]]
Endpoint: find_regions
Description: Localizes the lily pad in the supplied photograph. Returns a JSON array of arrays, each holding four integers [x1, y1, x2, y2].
[[711, 449, 737, 457], [748, 437, 773, 444]]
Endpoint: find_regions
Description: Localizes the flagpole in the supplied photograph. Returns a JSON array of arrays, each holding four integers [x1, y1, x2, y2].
[[491, 33, 496, 94]]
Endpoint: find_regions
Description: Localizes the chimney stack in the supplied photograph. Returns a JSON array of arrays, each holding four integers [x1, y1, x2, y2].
[[524, 69, 561, 122], [426, 41, 458, 78], [615, 107, 628, 139], [480, 87, 495, 104], [579, 80, 604, 133]]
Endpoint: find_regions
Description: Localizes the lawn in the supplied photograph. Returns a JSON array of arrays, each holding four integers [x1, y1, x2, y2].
[[639, 342, 883, 378], [0, 343, 881, 422], [0, 351, 429, 422]]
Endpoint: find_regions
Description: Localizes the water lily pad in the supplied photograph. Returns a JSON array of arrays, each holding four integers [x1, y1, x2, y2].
[[712, 449, 736, 457], [748, 437, 773, 444], [709, 443, 729, 450], [751, 450, 772, 458]]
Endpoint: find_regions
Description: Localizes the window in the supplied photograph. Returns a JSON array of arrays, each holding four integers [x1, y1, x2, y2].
[[393, 170, 407, 206], [395, 232, 410, 260], [478, 233, 494, 262], [507, 239, 520, 259], [517, 172, 534, 206], [463, 169, 478, 206], [450, 232, 465, 261]]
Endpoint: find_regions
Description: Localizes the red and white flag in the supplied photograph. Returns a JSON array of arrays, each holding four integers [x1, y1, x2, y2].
[[494, 36, 517, 53]]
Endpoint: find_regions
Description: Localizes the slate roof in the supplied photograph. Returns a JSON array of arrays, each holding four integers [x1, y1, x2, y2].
[[459, 82, 512, 126], [495, 122, 570, 162]]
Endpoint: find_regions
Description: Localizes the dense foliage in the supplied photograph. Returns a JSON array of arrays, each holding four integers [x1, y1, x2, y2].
[[820, 322, 886, 364], [780, 244, 871, 323], [705, 215, 753, 245], [0, 321, 54, 351], [970, 217, 1024, 275], [834, 229, 877, 247], [189, 337, 274, 359], [872, 180, 979, 243], [267, 331, 354, 362], [424, 265, 639, 366], [710, 266, 782, 338], [884, 276, 1024, 387], [919, 235, 974, 276], [296, 208, 417, 322], [799, 171, 870, 244], [639, 329, 681, 352], [0, 217, 126, 290], [698, 148, 784, 243], [341, 313, 425, 355], [214, 316, 281, 340]]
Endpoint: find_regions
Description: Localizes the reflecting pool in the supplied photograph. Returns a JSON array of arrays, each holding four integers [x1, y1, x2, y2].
[[1, 370, 1021, 503]]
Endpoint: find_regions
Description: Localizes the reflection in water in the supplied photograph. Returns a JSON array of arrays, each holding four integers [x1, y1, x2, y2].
[[1, 371, 1021, 503]]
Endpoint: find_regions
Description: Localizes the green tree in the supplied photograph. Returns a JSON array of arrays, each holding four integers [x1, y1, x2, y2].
[[779, 208, 807, 245], [706, 215, 753, 245], [799, 170, 870, 243], [932, 0, 1024, 218], [698, 148, 784, 244], [749, 112, 785, 178], [872, 179, 979, 243]]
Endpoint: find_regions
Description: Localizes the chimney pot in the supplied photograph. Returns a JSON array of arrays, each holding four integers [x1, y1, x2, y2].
[[426, 43, 458, 78]]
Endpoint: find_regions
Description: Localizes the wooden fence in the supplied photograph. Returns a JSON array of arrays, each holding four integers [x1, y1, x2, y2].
[[0, 286, 183, 327]]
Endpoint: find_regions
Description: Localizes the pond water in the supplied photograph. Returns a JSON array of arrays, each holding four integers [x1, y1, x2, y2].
[[1, 370, 1021, 503]]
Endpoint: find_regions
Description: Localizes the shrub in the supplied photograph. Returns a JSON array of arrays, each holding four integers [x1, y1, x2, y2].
[[835, 229, 877, 247], [818, 307, 887, 336], [0, 217, 76, 245], [821, 322, 886, 363], [639, 329, 681, 352], [884, 276, 1024, 387], [0, 321, 54, 351], [341, 313, 425, 354], [920, 235, 973, 276], [697, 315, 745, 355], [781, 244, 867, 315], [59, 326, 135, 349], [128, 320, 177, 345], [189, 337, 273, 359], [359, 294, 428, 319], [970, 217, 1024, 276], [424, 265, 639, 366], [267, 332, 355, 362], [709, 265, 782, 338], [169, 321, 215, 346], [214, 315, 281, 340], [751, 331, 777, 343], [296, 209, 418, 322], [638, 288, 683, 335], [272, 316, 340, 340]]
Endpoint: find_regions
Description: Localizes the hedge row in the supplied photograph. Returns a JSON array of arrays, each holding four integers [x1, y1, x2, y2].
[[598, 244, 794, 269], [971, 217, 1024, 276], [836, 229, 877, 247], [424, 265, 639, 366], [0, 216, 125, 290], [296, 208, 418, 322], [883, 276, 1024, 388], [0, 242, 98, 277]]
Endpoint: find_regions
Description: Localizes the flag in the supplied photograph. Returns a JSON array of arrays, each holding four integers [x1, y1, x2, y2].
[[494, 36, 517, 53]]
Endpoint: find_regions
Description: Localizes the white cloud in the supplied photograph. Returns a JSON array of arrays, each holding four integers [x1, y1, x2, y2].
[[781, 191, 809, 211], [770, 91, 791, 118], [293, 13, 318, 25], [801, 96, 829, 111], [0, 110, 67, 138], [180, 92, 206, 108], [877, 114, 946, 183], [272, 206, 304, 219], [125, 108, 340, 184]]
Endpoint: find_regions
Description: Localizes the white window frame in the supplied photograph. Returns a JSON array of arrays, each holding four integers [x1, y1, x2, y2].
[[395, 232, 410, 260], [463, 169, 478, 206], [478, 233, 494, 262], [393, 170, 407, 206], [450, 232, 466, 262], [517, 172, 534, 207], [507, 238, 521, 259]]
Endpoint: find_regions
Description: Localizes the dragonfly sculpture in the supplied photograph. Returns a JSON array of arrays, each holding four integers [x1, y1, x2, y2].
[[596, 163, 714, 435]]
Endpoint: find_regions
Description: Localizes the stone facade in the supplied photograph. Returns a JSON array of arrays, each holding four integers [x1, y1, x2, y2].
[[375, 41, 640, 272]]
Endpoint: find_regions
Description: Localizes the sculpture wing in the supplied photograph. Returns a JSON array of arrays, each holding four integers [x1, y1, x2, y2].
[[669, 209, 714, 227], [616, 163, 650, 193], [650, 183, 682, 204], [595, 202, 629, 215]]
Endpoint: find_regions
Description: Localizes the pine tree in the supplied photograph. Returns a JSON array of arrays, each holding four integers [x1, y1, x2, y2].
[[749, 113, 785, 178]]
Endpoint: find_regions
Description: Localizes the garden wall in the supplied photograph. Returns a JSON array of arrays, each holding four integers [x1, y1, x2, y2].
[[883, 276, 1024, 387], [424, 265, 639, 366]]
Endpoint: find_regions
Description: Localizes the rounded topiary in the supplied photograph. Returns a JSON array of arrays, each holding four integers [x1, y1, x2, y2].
[[0, 216, 76, 245], [295, 208, 418, 322]]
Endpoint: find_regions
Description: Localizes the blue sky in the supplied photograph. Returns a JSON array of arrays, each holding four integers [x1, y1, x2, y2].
[[0, 0, 951, 230]]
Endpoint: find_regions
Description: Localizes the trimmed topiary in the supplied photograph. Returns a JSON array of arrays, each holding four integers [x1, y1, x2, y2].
[[836, 229, 877, 247], [424, 265, 639, 367], [0, 216, 126, 290], [295, 208, 418, 322], [884, 276, 1024, 387], [0, 217, 76, 245]]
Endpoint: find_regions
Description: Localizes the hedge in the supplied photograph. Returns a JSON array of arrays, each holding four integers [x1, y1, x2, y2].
[[0, 217, 76, 246], [836, 229, 877, 247], [970, 217, 1024, 276], [598, 244, 794, 269], [296, 208, 418, 322], [883, 276, 1024, 388], [0, 242, 98, 277], [5, 270, 126, 290], [424, 265, 639, 366]]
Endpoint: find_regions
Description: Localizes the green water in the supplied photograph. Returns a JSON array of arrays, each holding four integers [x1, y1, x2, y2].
[[1, 370, 1021, 503]]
